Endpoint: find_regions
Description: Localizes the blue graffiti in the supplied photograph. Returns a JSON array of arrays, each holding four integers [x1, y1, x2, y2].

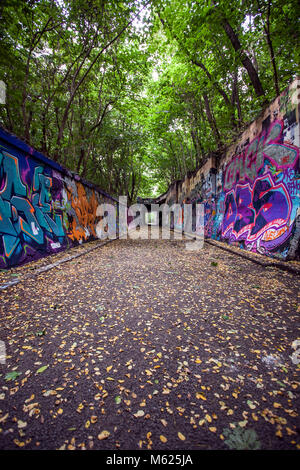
[[0, 150, 64, 264]]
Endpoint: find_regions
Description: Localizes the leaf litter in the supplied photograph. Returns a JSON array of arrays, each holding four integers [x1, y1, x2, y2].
[[0, 227, 299, 450]]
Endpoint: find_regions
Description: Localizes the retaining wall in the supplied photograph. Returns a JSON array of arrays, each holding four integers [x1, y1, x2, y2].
[[0, 127, 124, 268], [163, 78, 300, 260]]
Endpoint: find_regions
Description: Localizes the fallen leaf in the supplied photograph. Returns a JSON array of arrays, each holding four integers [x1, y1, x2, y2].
[[247, 400, 256, 410], [5, 371, 21, 381], [98, 430, 110, 440], [196, 392, 206, 400], [36, 365, 49, 374]]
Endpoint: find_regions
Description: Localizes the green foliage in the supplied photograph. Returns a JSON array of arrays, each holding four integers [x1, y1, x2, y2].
[[0, 0, 298, 199]]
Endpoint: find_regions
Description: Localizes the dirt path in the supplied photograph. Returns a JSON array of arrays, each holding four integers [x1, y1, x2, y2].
[[0, 228, 299, 450]]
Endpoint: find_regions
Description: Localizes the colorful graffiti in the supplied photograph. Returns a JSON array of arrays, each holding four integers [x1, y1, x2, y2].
[[66, 180, 101, 243], [222, 174, 293, 252], [223, 121, 298, 191], [221, 120, 299, 255], [180, 118, 299, 257], [160, 80, 300, 259], [0, 149, 65, 267], [0, 129, 122, 268]]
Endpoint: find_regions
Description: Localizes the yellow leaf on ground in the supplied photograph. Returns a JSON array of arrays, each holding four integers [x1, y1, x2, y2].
[[13, 439, 25, 447], [76, 403, 84, 413], [98, 430, 110, 440], [196, 393, 206, 400]]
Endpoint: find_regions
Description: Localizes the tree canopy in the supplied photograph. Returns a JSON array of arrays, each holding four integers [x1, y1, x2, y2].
[[1, 0, 299, 201]]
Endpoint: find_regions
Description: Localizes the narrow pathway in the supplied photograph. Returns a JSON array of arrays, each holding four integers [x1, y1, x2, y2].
[[0, 228, 299, 450]]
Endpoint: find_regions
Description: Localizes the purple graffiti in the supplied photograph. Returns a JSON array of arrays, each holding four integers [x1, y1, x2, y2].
[[224, 120, 299, 191], [220, 119, 299, 254], [222, 174, 292, 244]]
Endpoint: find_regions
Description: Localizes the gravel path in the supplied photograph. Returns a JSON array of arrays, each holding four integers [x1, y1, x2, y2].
[[0, 228, 299, 450]]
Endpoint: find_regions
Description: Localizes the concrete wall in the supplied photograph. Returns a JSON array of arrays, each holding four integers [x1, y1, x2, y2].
[[0, 127, 125, 268], [163, 78, 300, 260]]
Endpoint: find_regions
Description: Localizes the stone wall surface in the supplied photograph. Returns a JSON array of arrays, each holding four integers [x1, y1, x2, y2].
[[0, 127, 124, 268], [162, 79, 300, 260]]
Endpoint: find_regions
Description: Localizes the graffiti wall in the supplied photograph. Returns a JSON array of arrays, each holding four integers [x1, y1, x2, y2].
[[162, 78, 300, 259], [220, 119, 299, 257], [0, 127, 123, 268]]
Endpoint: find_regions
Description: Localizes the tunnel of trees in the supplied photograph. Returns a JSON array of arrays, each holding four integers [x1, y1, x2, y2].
[[0, 0, 299, 203]]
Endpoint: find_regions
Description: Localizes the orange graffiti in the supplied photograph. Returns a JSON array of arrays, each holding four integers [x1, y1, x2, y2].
[[262, 225, 287, 241], [66, 182, 99, 242]]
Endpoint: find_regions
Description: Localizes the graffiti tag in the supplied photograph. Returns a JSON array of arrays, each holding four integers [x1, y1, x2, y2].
[[0, 150, 64, 264]]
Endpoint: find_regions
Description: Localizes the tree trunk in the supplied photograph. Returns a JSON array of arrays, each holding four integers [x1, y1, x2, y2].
[[55, 0, 151, 161], [221, 18, 265, 98], [263, 4, 280, 96], [202, 93, 222, 149], [232, 71, 242, 128]]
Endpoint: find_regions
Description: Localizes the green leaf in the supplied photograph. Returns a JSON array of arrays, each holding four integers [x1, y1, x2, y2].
[[35, 329, 46, 336], [36, 365, 49, 374], [5, 371, 21, 381]]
